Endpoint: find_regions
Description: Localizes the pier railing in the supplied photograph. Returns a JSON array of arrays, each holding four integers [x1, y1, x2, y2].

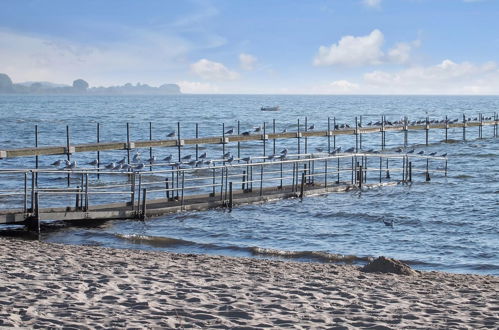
[[0, 152, 447, 225]]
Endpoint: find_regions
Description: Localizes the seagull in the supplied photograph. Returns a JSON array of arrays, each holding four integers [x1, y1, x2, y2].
[[181, 154, 191, 161], [345, 147, 355, 153], [429, 152, 437, 156], [225, 128, 234, 135], [88, 159, 99, 166], [281, 128, 287, 133], [132, 152, 141, 163], [395, 148, 403, 153], [167, 131, 176, 138], [113, 163, 122, 171], [195, 160, 203, 167], [117, 157, 126, 165], [267, 154, 275, 161], [277, 154, 286, 160], [441, 153, 447, 157], [199, 152, 207, 159], [65, 161, 77, 170], [308, 124, 315, 130], [336, 147, 342, 153], [122, 163, 132, 171], [366, 149, 374, 153], [135, 163, 145, 171], [315, 147, 324, 152], [242, 131, 251, 136], [105, 162, 116, 169], [163, 154, 172, 162], [242, 156, 251, 162], [226, 155, 234, 163], [51, 160, 62, 167], [407, 149, 415, 154], [203, 159, 213, 166], [146, 156, 156, 163], [254, 126, 262, 132], [223, 151, 231, 158], [64, 159, 71, 166], [187, 159, 197, 166], [417, 150, 425, 155]]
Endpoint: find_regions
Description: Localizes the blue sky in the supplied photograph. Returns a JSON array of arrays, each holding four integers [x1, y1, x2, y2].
[[1, 0, 499, 94]]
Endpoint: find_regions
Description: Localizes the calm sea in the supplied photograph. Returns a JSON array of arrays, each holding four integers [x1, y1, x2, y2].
[[0, 94, 498, 275]]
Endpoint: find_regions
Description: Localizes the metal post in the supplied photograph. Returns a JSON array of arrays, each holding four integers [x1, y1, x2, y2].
[[23, 172, 27, 214], [359, 115, 363, 150], [279, 162, 283, 189], [130, 173, 136, 208], [259, 165, 264, 196], [30, 171, 35, 212], [220, 167, 224, 200], [425, 116, 429, 146], [97, 123, 100, 179], [333, 117, 336, 150], [242, 170, 246, 191], [228, 182, 233, 210], [211, 168, 216, 197], [66, 125, 71, 187], [84, 173, 89, 211], [300, 171, 305, 200], [355, 116, 359, 152], [327, 117, 331, 154], [386, 158, 390, 179], [126, 123, 130, 164], [292, 163, 296, 192], [381, 116, 385, 150], [177, 122, 181, 162], [324, 159, 328, 188], [237, 120, 241, 160], [462, 114, 466, 141], [402, 156, 406, 182], [137, 174, 142, 212], [336, 157, 340, 184], [358, 165, 363, 189], [149, 122, 153, 171], [35, 125, 39, 169], [141, 188, 147, 220], [75, 186, 80, 210], [379, 157, 382, 183], [263, 122, 266, 158], [165, 177, 170, 200], [304, 117, 308, 154], [404, 116, 408, 147], [297, 118, 301, 158], [479, 113, 482, 139], [222, 122, 226, 157]]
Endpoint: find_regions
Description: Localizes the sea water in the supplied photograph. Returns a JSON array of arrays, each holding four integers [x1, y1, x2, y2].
[[0, 94, 497, 275]]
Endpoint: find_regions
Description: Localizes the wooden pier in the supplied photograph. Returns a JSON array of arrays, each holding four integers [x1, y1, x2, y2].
[[0, 113, 496, 228]]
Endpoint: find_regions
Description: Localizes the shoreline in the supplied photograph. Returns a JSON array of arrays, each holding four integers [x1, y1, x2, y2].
[[0, 237, 498, 328]]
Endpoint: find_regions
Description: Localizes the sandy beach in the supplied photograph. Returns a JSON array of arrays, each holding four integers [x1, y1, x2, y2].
[[0, 237, 497, 329]]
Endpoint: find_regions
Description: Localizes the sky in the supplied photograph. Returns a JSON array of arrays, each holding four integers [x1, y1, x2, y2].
[[1, 0, 499, 94]]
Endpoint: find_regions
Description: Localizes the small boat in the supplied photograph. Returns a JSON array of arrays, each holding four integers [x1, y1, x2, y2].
[[261, 105, 280, 112]]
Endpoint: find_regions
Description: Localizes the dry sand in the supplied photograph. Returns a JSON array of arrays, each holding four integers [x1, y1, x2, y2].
[[0, 237, 498, 329]]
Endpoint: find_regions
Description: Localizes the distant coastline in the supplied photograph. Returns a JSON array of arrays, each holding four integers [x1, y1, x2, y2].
[[0, 73, 181, 95]]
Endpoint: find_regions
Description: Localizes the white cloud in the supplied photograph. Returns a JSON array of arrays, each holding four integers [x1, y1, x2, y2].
[[387, 40, 421, 64], [239, 53, 257, 71], [363, 59, 499, 94], [363, 0, 381, 8], [176, 80, 220, 93], [190, 59, 239, 81], [313, 29, 385, 67]]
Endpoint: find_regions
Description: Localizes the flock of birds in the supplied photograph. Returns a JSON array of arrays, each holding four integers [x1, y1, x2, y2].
[[47, 116, 461, 172], [49, 143, 448, 173]]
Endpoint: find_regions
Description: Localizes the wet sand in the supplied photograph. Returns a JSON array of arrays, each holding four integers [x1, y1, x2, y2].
[[0, 237, 498, 329]]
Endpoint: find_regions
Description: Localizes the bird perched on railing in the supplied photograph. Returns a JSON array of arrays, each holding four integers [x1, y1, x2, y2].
[[308, 124, 315, 130], [225, 128, 234, 135], [242, 156, 251, 162], [226, 155, 234, 163], [132, 152, 141, 163], [135, 163, 145, 171], [345, 147, 355, 153], [223, 151, 231, 158], [105, 162, 115, 169], [163, 154, 172, 162], [51, 160, 62, 167], [88, 159, 98, 167], [167, 131, 176, 137], [199, 152, 207, 159], [254, 126, 262, 132], [181, 154, 191, 161], [117, 157, 126, 165], [146, 156, 156, 163]]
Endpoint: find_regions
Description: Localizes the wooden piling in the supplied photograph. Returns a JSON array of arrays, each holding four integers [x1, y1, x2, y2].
[[228, 182, 233, 210], [66, 125, 71, 187], [300, 171, 305, 200], [181, 172, 185, 209], [242, 170, 246, 191], [259, 165, 264, 196], [165, 177, 170, 200], [409, 161, 412, 182]]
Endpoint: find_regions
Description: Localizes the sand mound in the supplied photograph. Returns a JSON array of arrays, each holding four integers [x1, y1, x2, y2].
[[362, 256, 418, 275]]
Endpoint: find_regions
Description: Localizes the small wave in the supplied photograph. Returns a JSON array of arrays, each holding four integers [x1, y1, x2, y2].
[[249, 246, 371, 263], [115, 233, 197, 247]]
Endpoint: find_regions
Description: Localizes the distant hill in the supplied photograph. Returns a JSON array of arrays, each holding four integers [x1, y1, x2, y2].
[[0, 73, 181, 95]]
